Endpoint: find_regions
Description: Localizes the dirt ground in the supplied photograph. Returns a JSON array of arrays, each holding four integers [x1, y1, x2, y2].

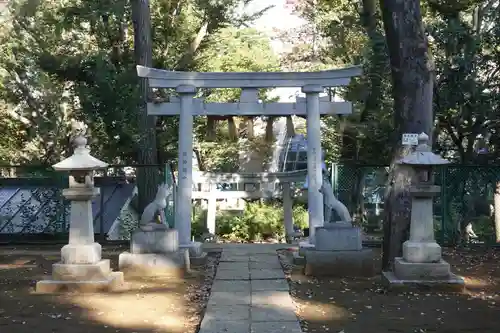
[[0, 245, 218, 333], [2, 244, 499, 333], [279, 247, 500, 333]]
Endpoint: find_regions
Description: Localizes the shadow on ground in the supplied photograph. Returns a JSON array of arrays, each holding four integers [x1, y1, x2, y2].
[[0, 245, 218, 333], [279, 247, 500, 333]]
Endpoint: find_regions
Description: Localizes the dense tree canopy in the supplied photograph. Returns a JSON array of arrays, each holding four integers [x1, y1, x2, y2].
[[1, 0, 500, 244]]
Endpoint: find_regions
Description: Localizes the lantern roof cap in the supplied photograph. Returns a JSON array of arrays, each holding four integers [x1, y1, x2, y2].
[[52, 121, 108, 171], [397, 132, 449, 166]]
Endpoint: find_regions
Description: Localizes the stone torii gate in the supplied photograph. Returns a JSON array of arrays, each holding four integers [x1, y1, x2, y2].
[[137, 65, 362, 255]]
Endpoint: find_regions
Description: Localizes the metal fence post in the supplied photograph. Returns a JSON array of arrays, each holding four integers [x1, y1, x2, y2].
[[440, 165, 447, 245], [56, 171, 69, 233], [164, 163, 175, 228], [331, 163, 339, 197], [100, 184, 105, 241]]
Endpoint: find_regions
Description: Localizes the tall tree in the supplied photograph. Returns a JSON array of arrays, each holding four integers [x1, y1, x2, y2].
[[132, 0, 160, 214], [379, 0, 435, 270]]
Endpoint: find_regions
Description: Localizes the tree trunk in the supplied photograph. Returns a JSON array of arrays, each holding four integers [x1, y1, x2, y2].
[[206, 117, 216, 141], [265, 117, 274, 143], [247, 117, 254, 139], [228, 117, 237, 141], [286, 116, 295, 137], [380, 0, 435, 271], [495, 181, 500, 243], [175, 21, 209, 71], [132, 0, 160, 215], [352, 168, 366, 225]]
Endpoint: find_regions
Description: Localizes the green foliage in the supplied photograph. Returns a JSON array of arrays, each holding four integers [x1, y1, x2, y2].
[[0, 102, 25, 164], [191, 26, 280, 172], [429, 3, 500, 163], [191, 201, 309, 242], [193, 26, 279, 106], [217, 202, 285, 242], [0, 0, 277, 167], [472, 215, 496, 242], [292, 203, 309, 230], [195, 27, 279, 74], [280, 0, 394, 164], [191, 205, 208, 239]]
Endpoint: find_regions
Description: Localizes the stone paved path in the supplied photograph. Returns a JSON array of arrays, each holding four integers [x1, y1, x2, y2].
[[199, 244, 302, 333]]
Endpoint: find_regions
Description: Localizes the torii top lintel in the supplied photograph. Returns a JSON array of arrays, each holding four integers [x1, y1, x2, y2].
[[136, 65, 363, 89]]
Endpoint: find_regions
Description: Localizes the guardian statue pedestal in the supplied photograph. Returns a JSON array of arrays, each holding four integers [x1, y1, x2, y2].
[[119, 184, 189, 277], [303, 176, 375, 277]]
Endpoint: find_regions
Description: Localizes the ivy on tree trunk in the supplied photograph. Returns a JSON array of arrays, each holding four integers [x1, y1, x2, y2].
[[379, 0, 435, 270]]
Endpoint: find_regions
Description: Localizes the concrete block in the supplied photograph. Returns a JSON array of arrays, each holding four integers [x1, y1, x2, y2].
[[61, 242, 101, 264], [249, 255, 281, 265], [131, 228, 178, 254], [251, 321, 302, 333], [204, 305, 250, 321], [212, 280, 251, 292], [250, 304, 298, 322], [402, 241, 442, 263], [250, 269, 285, 280], [298, 241, 314, 257], [118, 252, 186, 276], [249, 261, 281, 269], [221, 253, 250, 262], [199, 318, 250, 333], [216, 269, 250, 280], [52, 259, 111, 281], [251, 291, 294, 308], [208, 291, 251, 306], [190, 252, 208, 266], [394, 257, 451, 280], [304, 248, 375, 277], [382, 270, 465, 292], [36, 271, 124, 293], [219, 262, 249, 270], [292, 251, 305, 265], [180, 241, 204, 257], [179, 241, 207, 266], [315, 224, 362, 251], [251, 279, 289, 291]]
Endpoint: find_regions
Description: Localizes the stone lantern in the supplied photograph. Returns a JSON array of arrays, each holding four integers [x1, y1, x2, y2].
[[36, 121, 123, 293], [383, 132, 464, 289]]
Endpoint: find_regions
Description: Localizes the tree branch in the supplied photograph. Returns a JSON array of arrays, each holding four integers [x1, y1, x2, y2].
[[174, 20, 208, 71]]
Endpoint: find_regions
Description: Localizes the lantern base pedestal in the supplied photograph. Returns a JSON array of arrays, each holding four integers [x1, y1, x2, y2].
[[61, 242, 102, 264], [36, 260, 124, 293], [403, 241, 442, 263], [382, 257, 465, 291]]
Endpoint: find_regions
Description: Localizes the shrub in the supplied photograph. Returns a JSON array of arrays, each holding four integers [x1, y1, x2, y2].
[[191, 204, 208, 239], [218, 202, 284, 242], [191, 201, 310, 242], [216, 210, 251, 241], [472, 215, 495, 242], [292, 204, 308, 230]]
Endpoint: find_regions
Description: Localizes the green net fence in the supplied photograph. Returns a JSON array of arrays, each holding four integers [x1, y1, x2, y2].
[[330, 164, 500, 246]]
